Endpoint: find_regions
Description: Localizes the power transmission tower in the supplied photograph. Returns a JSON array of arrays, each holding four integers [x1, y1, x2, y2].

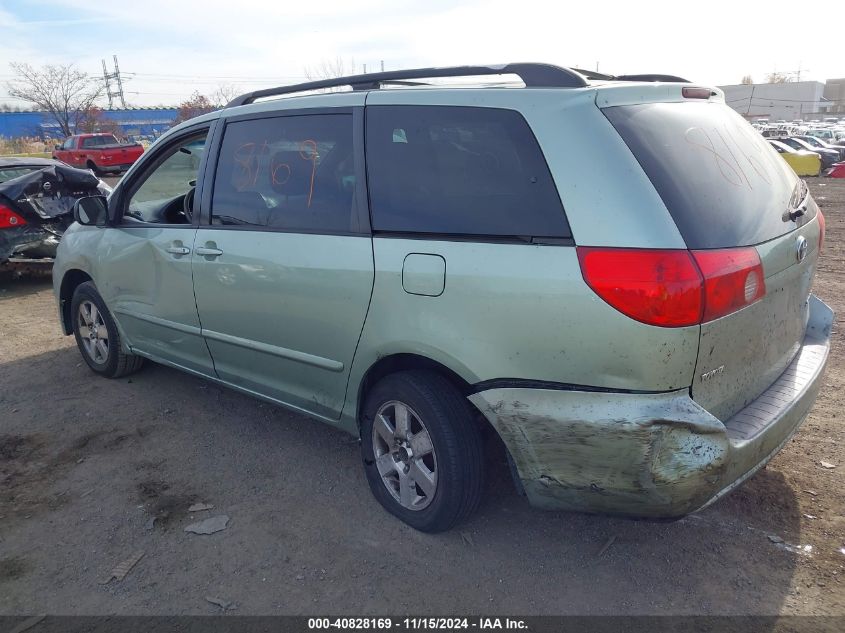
[[102, 55, 126, 109]]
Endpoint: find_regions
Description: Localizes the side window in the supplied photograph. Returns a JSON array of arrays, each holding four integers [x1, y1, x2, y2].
[[63, 138, 75, 150], [366, 105, 570, 238], [211, 114, 355, 233], [123, 130, 208, 224], [81, 137, 95, 149]]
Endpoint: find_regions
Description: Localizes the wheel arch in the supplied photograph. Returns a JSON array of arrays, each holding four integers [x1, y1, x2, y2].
[[356, 353, 472, 426], [354, 352, 518, 507], [59, 269, 93, 334]]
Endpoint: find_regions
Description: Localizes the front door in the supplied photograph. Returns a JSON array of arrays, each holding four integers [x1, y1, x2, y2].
[[97, 125, 215, 376], [191, 104, 374, 420]]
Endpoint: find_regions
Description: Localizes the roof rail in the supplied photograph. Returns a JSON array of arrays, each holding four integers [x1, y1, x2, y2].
[[570, 68, 616, 81], [226, 63, 590, 107], [616, 74, 691, 83]]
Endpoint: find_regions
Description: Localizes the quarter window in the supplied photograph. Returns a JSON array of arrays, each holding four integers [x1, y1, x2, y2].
[[211, 114, 355, 233], [365, 106, 569, 238]]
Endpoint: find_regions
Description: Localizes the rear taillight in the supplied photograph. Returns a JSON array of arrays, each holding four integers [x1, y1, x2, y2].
[[577, 247, 766, 328], [576, 248, 703, 327], [691, 248, 765, 322], [818, 210, 825, 253], [0, 204, 26, 228]]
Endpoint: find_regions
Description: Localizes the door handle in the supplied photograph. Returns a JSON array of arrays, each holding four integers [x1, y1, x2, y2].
[[166, 246, 191, 255], [196, 246, 223, 258]]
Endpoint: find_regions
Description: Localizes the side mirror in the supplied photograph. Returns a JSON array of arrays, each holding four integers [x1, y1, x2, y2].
[[54, 144, 61, 151], [73, 196, 109, 226]]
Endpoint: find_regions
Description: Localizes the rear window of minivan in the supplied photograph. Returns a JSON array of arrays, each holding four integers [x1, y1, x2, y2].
[[604, 102, 802, 249]]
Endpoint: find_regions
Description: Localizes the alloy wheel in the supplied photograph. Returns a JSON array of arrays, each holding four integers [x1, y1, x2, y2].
[[371, 400, 438, 511], [77, 300, 109, 365]]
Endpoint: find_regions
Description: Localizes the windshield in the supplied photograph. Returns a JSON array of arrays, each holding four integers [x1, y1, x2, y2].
[[604, 101, 801, 249]]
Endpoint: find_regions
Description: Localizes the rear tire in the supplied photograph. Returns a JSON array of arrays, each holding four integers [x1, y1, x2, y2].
[[71, 281, 143, 378], [360, 370, 484, 532]]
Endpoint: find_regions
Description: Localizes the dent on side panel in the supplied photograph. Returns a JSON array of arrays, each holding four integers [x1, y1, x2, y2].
[[469, 388, 729, 517]]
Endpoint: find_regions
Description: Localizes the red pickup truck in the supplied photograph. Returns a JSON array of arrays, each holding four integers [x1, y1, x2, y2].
[[52, 133, 144, 175]]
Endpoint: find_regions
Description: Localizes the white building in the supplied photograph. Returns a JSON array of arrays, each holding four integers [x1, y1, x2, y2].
[[719, 81, 828, 121], [824, 78, 845, 114]]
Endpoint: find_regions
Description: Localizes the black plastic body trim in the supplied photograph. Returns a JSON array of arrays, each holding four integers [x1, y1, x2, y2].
[[470, 378, 667, 396], [372, 231, 575, 246], [224, 106, 353, 123]]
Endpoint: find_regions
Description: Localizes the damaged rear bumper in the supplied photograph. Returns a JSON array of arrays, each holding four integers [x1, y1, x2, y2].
[[469, 296, 833, 518], [1, 225, 61, 264]]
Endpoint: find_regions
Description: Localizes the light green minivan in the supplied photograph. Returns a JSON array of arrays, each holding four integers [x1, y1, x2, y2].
[[54, 64, 832, 532]]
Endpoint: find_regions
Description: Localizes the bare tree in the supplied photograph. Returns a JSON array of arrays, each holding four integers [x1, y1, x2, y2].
[[211, 84, 240, 107], [303, 57, 356, 91], [6, 63, 103, 137], [741, 75, 754, 85], [77, 106, 122, 136], [766, 71, 790, 84]]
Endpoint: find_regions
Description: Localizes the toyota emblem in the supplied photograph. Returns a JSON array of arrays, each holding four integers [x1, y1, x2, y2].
[[796, 235, 808, 263]]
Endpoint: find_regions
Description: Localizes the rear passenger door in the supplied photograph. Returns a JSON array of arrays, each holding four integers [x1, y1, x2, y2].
[[191, 99, 374, 421], [350, 99, 579, 393]]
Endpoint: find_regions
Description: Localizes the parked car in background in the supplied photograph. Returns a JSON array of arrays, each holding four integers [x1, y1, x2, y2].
[[777, 137, 840, 169], [52, 133, 144, 175], [54, 64, 831, 532], [804, 128, 838, 143], [826, 163, 845, 178], [768, 139, 822, 176], [796, 135, 845, 161], [0, 157, 110, 269]]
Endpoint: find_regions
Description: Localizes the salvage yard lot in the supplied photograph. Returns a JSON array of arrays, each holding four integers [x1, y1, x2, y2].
[[1, 181, 843, 615]]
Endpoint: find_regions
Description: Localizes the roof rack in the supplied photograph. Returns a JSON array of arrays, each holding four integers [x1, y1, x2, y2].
[[226, 64, 693, 108], [226, 63, 590, 107], [616, 74, 691, 83], [570, 68, 616, 81]]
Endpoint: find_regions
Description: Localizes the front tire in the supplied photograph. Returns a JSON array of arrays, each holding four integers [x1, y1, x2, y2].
[[361, 370, 484, 532], [71, 281, 143, 378]]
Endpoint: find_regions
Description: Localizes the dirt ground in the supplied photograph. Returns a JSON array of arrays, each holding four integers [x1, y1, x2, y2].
[[0, 181, 843, 616]]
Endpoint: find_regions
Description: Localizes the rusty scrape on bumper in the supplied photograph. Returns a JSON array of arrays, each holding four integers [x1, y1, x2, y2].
[[468, 298, 833, 519], [470, 388, 729, 517]]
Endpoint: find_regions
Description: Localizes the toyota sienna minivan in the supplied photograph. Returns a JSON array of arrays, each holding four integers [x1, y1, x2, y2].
[[54, 64, 832, 532]]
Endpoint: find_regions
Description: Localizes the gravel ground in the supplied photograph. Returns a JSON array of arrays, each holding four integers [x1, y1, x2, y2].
[[0, 180, 843, 616]]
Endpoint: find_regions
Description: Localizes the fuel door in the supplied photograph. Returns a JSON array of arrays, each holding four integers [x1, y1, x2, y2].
[[402, 253, 445, 297]]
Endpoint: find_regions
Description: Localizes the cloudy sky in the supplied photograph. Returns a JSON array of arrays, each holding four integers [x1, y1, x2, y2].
[[1, 0, 843, 108]]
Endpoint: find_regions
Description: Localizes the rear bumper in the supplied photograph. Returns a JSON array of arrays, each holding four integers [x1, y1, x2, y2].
[[469, 295, 833, 518], [1, 225, 60, 263]]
